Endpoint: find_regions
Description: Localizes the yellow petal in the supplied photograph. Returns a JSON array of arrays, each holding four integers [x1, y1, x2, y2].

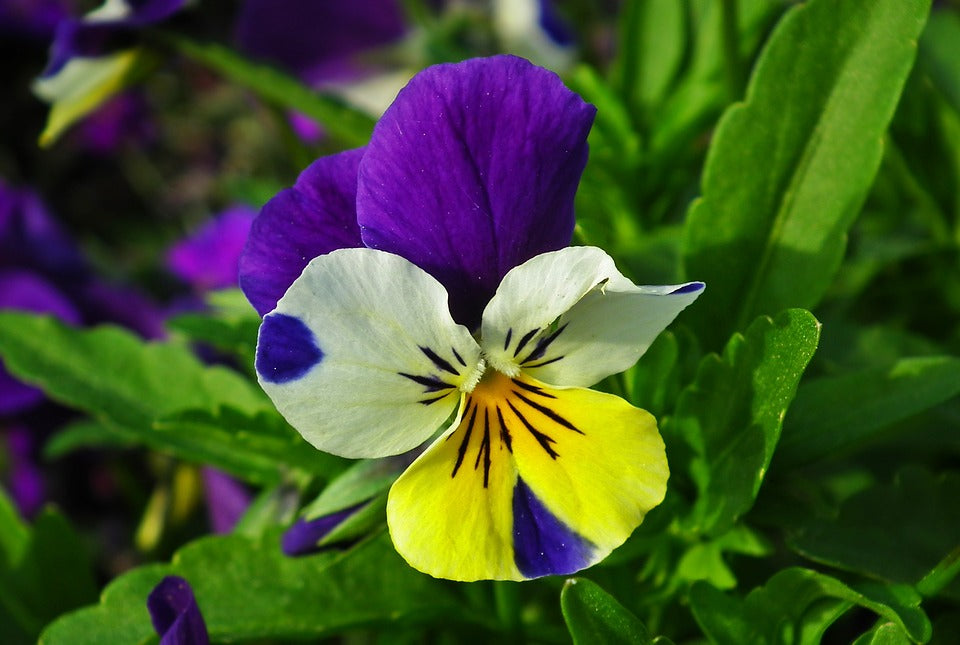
[[386, 370, 668, 581]]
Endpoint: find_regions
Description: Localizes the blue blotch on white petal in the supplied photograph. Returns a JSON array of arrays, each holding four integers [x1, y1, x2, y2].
[[512, 477, 594, 578], [670, 282, 705, 295], [256, 313, 323, 384]]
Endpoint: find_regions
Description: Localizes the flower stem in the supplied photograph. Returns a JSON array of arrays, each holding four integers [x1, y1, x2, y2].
[[494, 581, 522, 640]]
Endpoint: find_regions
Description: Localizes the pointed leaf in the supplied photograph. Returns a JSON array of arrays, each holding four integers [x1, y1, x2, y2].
[[779, 356, 960, 467], [0, 492, 97, 645], [669, 309, 820, 535], [39, 531, 480, 644], [789, 467, 960, 590], [690, 568, 931, 645], [561, 578, 652, 645], [682, 0, 931, 348], [0, 313, 332, 483]]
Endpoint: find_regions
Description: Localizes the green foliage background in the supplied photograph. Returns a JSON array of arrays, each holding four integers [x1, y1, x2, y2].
[[2, 0, 959, 642]]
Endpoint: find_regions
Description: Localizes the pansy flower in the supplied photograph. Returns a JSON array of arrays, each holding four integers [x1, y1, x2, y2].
[[33, 0, 187, 145], [241, 55, 703, 581]]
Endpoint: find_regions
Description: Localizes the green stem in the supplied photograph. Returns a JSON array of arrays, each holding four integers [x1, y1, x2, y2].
[[494, 581, 522, 640], [150, 31, 375, 147], [916, 544, 960, 597], [719, 0, 744, 101]]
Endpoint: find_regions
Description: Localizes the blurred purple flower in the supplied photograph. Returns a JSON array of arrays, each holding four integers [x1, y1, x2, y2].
[[0, 270, 80, 415], [235, 0, 407, 82], [76, 91, 156, 154], [147, 576, 210, 645], [235, 0, 409, 142], [0, 181, 87, 282], [0, 178, 164, 515], [0, 0, 73, 40], [41, 0, 187, 79], [0, 180, 165, 342], [167, 206, 256, 293]]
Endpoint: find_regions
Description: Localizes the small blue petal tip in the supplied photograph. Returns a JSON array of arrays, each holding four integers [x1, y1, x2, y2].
[[512, 478, 594, 578], [256, 313, 324, 384], [670, 282, 705, 295]]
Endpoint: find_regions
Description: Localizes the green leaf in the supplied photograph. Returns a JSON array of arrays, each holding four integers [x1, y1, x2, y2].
[[158, 34, 375, 147], [39, 531, 483, 644], [919, 10, 960, 115], [561, 578, 652, 645], [853, 623, 912, 645], [165, 313, 258, 367], [789, 467, 960, 591], [289, 458, 407, 548], [681, 0, 931, 349], [627, 331, 681, 418], [612, 0, 687, 113], [0, 491, 97, 645], [166, 289, 260, 366], [154, 407, 346, 485], [0, 313, 330, 484], [669, 309, 820, 535], [778, 356, 960, 466], [649, 0, 780, 157], [676, 525, 772, 589], [302, 458, 404, 520], [43, 420, 137, 459], [0, 313, 267, 424], [689, 568, 932, 645]]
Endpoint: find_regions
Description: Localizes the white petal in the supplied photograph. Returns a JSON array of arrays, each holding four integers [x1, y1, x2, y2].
[[257, 248, 482, 459], [480, 246, 703, 387]]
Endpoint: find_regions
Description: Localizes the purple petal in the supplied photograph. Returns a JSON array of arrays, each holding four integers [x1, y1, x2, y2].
[[0, 270, 80, 414], [512, 477, 594, 578], [201, 467, 251, 534], [357, 55, 595, 329], [168, 206, 256, 292], [239, 148, 365, 316], [147, 576, 210, 645], [281, 502, 367, 556], [235, 0, 406, 79]]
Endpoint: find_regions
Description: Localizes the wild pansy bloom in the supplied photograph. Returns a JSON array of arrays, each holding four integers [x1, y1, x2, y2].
[[33, 0, 186, 145], [241, 56, 704, 581]]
